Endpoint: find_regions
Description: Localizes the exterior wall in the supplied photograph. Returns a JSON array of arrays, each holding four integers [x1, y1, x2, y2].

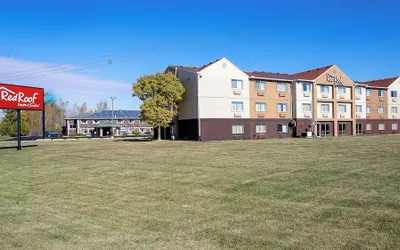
[[176, 69, 199, 120], [357, 119, 400, 135], [294, 81, 313, 119], [366, 88, 388, 119], [317, 102, 333, 118], [200, 118, 292, 141], [388, 78, 400, 119], [317, 85, 333, 99], [65, 119, 152, 135], [355, 85, 367, 119], [336, 102, 352, 119], [198, 58, 250, 119], [249, 79, 291, 119], [336, 86, 352, 100]]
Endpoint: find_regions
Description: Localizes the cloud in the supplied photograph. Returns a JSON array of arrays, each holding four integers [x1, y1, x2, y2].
[[0, 57, 135, 109]]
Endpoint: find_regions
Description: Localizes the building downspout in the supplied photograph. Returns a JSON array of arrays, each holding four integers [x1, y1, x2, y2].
[[197, 73, 201, 141]]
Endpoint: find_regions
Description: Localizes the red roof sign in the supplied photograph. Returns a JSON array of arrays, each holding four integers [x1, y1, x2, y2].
[[0, 83, 44, 111]]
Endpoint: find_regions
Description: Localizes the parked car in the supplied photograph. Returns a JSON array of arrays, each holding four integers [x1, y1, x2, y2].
[[45, 131, 62, 138]]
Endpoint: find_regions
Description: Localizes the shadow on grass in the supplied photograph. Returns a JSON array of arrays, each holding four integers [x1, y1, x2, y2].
[[114, 138, 153, 142], [0, 145, 39, 150]]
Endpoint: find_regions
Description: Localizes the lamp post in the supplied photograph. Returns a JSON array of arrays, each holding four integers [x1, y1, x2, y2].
[[110, 97, 116, 138]]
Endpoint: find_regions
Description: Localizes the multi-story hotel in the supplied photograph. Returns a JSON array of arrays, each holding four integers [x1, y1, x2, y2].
[[165, 58, 399, 140]]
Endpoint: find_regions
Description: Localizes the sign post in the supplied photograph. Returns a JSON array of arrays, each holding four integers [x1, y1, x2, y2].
[[0, 83, 44, 150]]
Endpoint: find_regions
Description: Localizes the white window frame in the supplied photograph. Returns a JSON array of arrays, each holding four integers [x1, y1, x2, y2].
[[378, 90, 385, 97], [321, 104, 330, 112], [338, 86, 346, 95], [277, 83, 287, 92], [366, 106, 371, 114], [232, 124, 244, 134], [277, 124, 288, 133], [255, 81, 266, 91], [391, 91, 398, 98], [302, 103, 312, 112], [320, 85, 329, 93], [93, 120, 100, 124], [277, 103, 288, 113], [338, 104, 347, 113], [231, 79, 243, 90], [356, 105, 362, 113], [392, 107, 398, 114], [366, 123, 372, 131], [378, 123, 385, 131], [378, 106, 385, 114], [231, 101, 244, 112], [255, 124, 267, 134], [255, 102, 266, 112], [80, 120, 88, 124], [355, 87, 362, 95], [302, 83, 311, 92], [392, 123, 398, 130]]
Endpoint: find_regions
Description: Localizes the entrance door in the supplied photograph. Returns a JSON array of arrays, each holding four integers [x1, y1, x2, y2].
[[317, 123, 330, 137], [356, 123, 362, 135]]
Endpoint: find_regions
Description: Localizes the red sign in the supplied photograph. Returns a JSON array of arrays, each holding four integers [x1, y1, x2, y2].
[[0, 83, 44, 111]]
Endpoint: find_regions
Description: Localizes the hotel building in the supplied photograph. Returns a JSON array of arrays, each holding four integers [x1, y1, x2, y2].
[[165, 58, 399, 140]]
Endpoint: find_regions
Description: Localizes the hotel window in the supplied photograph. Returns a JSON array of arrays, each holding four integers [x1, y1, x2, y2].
[[378, 106, 385, 114], [366, 89, 371, 97], [277, 103, 287, 112], [256, 124, 267, 133], [117, 120, 124, 124], [255, 102, 266, 112], [356, 87, 362, 95], [320, 85, 329, 93], [255, 81, 266, 91], [378, 123, 385, 131], [277, 83, 287, 92], [81, 129, 88, 134], [366, 123, 372, 131], [231, 79, 243, 89], [356, 105, 362, 113], [338, 86, 346, 95], [277, 124, 288, 133], [231, 101, 244, 112], [302, 83, 311, 92], [356, 123, 362, 135], [378, 90, 385, 97], [392, 107, 398, 114], [232, 125, 244, 134], [392, 123, 398, 130], [366, 106, 371, 113], [321, 104, 330, 112], [391, 91, 398, 98], [302, 103, 312, 112], [80, 120, 87, 124], [93, 120, 100, 124], [339, 123, 347, 135], [338, 104, 347, 113]]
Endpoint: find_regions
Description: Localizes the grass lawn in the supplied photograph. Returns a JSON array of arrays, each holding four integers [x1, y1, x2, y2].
[[0, 135, 12, 141], [1, 136, 400, 249]]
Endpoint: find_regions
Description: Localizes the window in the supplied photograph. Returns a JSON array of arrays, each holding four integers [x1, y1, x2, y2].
[[321, 104, 330, 112], [302, 83, 311, 92], [231, 79, 243, 89], [302, 103, 312, 112], [356, 105, 362, 113], [378, 90, 385, 97], [231, 101, 244, 112], [81, 129, 88, 134], [392, 123, 398, 130], [378, 106, 385, 114], [378, 123, 385, 131], [320, 85, 329, 93], [80, 120, 87, 124], [117, 120, 124, 124], [338, 86, 346, 95], [277, 83, 287, 92], [392, 107, 398, 114], [356, 87, 362, 95], [255, 102, 266, 112], [277, 103, 288, 112], [391, 91, 398, 98], [255, 81, 266, 91], [338, 123, 347, 136], [366, 89, 371, 97], [232, 125, 244, 134], [366, 123, 372, 131], [93, 120, 100, 124], [366, 106, 371, 113], [256, 124, 267, 133], [356, 123, 362, 135], [338, 104, 347, 113], [277, 124, 288, 133]]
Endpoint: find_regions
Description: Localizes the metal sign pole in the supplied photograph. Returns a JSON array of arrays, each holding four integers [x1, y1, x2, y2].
[[17, 109, 21, 151], [42, 103, 45, 139]]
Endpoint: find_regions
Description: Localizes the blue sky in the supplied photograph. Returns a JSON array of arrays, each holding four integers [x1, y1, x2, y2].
[[0, 0, 399, 111]]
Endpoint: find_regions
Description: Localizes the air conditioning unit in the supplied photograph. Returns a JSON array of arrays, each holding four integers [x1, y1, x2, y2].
[[233, 90, 242, 95], [367, 114, 371, 119], [379, 115, 384, 118], [279, 113, 286, 118], [322, 94, 329, 98], [257, 91, 264, 96], [339, 95, 345, 99], [356, 95, 361, 100], [340, 114, 345, 118], [393, 115, 397, 119], [379, 97, 385, 102], [356, 114, 361, 118], [257, 114, 265, 118], [323, 114, 329, 118], [304, 113, 311, 118], [234, 113, 242, 117], [366, 96, 371, 101], [279, 92, 286, 97], [303, 92, 310, 97], [392, 98, 397, 102]]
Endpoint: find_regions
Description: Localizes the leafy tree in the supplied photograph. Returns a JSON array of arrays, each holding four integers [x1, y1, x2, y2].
[[95, 100, 109, 112], [0, 110, 30, 137], [79, 102, 88, 114], [133, 72, 184, 140]]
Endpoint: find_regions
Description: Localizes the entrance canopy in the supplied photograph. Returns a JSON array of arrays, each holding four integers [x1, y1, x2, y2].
[[95, 121, 121, 128]]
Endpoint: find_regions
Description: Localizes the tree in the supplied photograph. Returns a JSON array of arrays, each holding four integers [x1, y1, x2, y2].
[[0, 110, 30, 137], [79, 102, 88, 114], [133, 72, 185, 140], [95, 100, 109, 112]]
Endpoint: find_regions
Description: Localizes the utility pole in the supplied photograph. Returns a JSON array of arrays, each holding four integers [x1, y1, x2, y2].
[[110, 97, 116, 138]]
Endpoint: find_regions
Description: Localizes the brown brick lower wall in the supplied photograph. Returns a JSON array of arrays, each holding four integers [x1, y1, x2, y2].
[[356, 119, 400, 135]]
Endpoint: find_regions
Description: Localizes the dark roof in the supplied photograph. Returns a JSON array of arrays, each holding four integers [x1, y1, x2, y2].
[[246, 71, 296, 81], [68, 110, 141, 119], [291, 65, 334, 80], [355, 77, 399, 88], [170, 58, 222, 73]]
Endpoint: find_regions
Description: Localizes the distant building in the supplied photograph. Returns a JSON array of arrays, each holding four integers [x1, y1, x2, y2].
[[65, 110, 153, 136]]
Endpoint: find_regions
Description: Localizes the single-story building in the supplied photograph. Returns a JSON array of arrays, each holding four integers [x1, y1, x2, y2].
[[65, 110, 153, 137]]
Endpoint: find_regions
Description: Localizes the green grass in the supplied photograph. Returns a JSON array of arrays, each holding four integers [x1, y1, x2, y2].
[[0, 136, 400, 249], [0, 135, 12, 140]]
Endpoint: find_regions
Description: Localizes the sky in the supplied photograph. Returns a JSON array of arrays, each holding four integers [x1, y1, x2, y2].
[[0, 0, 399, 112]]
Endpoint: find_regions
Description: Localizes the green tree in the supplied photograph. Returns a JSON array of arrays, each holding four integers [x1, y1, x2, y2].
[[0, 110, 30, 137], [133, 72, 185, 140]]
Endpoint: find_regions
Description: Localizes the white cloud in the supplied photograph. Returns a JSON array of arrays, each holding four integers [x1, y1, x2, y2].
[[0, 57, 135, 109]]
